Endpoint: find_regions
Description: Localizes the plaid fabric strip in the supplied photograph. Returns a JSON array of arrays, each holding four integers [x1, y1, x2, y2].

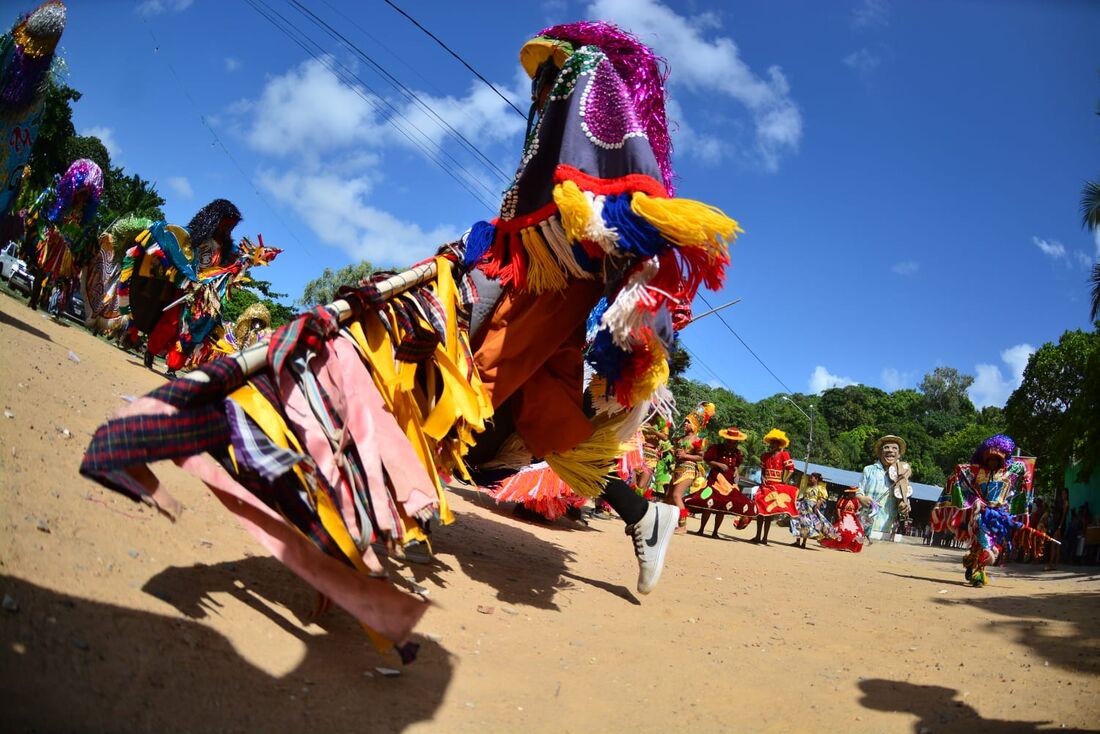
[[391, 298, 441, 363], [268, 306, 338, 377], [225, 399, 305, 482], [81, 359, 247, 499]]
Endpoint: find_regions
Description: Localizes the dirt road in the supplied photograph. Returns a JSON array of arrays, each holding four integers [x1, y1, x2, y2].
[[1, 291, 1097, 733]]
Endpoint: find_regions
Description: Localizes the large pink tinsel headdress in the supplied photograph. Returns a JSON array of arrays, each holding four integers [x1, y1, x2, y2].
[[535, 21, 675, 193]]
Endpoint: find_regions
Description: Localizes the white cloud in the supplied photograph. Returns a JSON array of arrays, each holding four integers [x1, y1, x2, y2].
[[666, 98, 731, 165], [225, 57, 241, 73], [844, 48, 881, 79], [258, 168, 458, 265], [809, 365, 859, 394], [237, 57, 523, 169], [852, 0, 889, 29], [587, 0, 802, 171], [881, 368, 916, 391], [1032, 236, 1066, 259], [136, 0, 193, 16], [1032, 235, 1095, 269], [165, 176, 193, 200], [891, 260, 918, 276], [968, 343, 1035, 409], [81, 126, 121, 160]]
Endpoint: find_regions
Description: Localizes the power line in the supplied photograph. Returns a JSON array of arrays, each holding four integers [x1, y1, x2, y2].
[[696, 292, 798, 396], [679, 343, 733, 393], [380, 0, 527, 119], [244, 0, 500, 212], [141, 19, 313, 257], [288, 0, 511, 184]]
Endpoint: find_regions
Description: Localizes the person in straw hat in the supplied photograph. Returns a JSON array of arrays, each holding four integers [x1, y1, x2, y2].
[[684, 426, 750, 538], [859, 434, 912, 537]]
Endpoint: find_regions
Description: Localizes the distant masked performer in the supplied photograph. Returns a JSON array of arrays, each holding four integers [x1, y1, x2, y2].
[[26, 158, 102, 314], [0, 1, 66, 223], [118, 199, 280, 378], [931, 434, 1040, 587]]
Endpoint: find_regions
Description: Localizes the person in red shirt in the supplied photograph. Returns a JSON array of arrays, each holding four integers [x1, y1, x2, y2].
[[753, 428, 798, 545], [684, 426, 749, 538]]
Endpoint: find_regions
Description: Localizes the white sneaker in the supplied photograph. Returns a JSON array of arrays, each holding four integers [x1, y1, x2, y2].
[[626, 503, 677, 595]]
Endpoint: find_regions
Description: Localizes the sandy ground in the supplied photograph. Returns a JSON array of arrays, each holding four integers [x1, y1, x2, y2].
[[1, 288, 1098, 734]]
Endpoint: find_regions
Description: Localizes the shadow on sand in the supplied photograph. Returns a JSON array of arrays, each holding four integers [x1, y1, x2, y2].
[[0, 307, 53, 343], [858, 679, 1098, 733], [0, 574, 453, 733], [932, 591, 1100, 676]]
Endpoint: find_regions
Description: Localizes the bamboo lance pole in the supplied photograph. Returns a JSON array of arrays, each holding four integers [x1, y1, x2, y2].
[[185, 260, 439, 383]]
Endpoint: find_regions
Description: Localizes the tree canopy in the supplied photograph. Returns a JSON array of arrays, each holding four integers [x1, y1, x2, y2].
[[297, 261, 375, 307]]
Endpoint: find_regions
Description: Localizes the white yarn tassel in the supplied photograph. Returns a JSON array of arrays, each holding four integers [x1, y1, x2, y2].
[[584, 192, 620, 254], [600, 257, 659, 350]]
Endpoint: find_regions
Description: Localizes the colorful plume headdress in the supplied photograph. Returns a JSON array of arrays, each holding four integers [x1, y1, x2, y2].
[[684, 402, 716, 433], [47, 157, 102, 226]]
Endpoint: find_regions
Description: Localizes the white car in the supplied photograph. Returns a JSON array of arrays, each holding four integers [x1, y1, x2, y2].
[[0, 242, 25, 280], [1, 242, 33, 294]]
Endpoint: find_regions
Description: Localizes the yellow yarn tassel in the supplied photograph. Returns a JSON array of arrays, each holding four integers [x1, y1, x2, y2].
[[630, 192, 742, 259], [629, 336, 670, 406], [553, 180, 593, 244], [521, 226, 567, 293], [544, 416, 628, 497]]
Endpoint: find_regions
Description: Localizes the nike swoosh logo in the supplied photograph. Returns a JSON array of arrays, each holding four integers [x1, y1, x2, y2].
[[646, 513, 661, 547]]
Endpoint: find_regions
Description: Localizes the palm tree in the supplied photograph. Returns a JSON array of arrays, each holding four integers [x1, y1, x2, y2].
[[1083, 180, 1100, 320]]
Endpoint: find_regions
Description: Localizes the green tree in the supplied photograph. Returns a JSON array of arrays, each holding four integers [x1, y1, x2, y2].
[[100, 166, 165, 229], [1081, 180, 1100, 320], [817, 384, 887, 434], [26, 80, 80, 194], [297, 261, 375, 307], [919, 366, 975, 416], [60, 135, 110, 180], [1005, 328, 1099, 496], [222, 285, 295, 330]]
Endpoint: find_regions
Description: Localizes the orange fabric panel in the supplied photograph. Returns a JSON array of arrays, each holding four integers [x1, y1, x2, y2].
[[473, 278, 603, 456]]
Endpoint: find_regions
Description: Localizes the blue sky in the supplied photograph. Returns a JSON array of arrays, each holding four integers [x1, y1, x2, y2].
[[31, 0, 1100, 406]]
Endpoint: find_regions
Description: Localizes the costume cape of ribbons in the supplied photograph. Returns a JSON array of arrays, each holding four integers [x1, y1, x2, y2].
[[81, 257, 491, 655]]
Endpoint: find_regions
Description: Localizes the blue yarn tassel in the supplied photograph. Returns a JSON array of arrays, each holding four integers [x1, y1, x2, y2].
[[586, 296, 609, 337], [585, 328, 630, 386], [463, 220, 495, 268], [601, 194, 666, 258]]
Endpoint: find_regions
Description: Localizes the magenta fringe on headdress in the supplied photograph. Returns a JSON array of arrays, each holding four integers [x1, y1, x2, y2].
[[537, 21, 675, 194], [48, 158, 103, 225]]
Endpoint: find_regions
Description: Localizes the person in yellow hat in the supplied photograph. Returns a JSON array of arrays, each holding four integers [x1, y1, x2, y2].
[[752, 428, 798, 545]]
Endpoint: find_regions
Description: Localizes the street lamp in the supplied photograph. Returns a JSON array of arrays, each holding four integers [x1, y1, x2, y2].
[[781, 395, 815, 476]]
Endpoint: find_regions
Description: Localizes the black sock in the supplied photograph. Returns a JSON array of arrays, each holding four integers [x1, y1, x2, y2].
[[600, 476, 648, 526]]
